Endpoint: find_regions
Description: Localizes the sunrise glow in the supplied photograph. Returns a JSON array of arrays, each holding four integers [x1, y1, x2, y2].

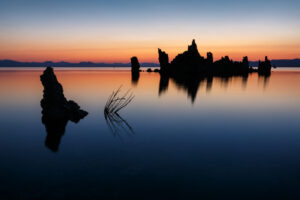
[[1, 0, 299, 63]]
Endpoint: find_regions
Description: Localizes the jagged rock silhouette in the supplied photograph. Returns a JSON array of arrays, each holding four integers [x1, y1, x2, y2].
[[156, 40, 271, 103], [158, 48, 170, 73], [258, 56, 272, 76], [40, 67, 88, 152], [157, 39, 271, 76]]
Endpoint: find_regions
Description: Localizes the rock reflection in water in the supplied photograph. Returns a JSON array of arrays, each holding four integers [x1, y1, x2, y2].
[[158, 72, 269, 103]]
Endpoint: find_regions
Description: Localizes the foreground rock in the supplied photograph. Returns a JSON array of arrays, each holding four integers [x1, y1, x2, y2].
[[40, 67, 88, 152]]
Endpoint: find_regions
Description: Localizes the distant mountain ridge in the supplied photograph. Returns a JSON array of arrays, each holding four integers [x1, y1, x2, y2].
[[0, 59, 299, 67], [0, 60, 160, 67], [249, 59, 300, 67]]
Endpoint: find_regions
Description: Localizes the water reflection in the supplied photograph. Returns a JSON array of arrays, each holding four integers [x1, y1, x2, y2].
[[206, 76, 213, 92], [131, 70, 140, 85], [241, 76, 248, 89], [42, 114, 68, 152], [158, 74, 169, 95], [158, 72, 269, 103], [104, 112, 135, 139], [1, 68, 300, 200], [258, 74, 270, 89]]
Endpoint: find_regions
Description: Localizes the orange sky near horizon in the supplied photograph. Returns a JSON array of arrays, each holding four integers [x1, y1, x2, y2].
[[1, 0, 300, 63], [1, 38, 300, 63]]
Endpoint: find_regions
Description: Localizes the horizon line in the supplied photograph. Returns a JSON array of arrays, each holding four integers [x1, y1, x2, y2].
[[1, 58, 300, 64]]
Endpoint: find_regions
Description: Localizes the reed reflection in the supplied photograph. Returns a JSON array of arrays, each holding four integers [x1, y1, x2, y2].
[[104, 112, 134, 139], [104, 87, 135, 139]]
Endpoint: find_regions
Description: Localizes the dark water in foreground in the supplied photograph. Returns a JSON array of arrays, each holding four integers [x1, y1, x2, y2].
[[0, 67, 300, 200]]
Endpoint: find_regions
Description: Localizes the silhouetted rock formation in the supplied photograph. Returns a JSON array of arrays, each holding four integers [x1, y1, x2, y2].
[[170, 39, 205, 73], [40, 67, 88, 152], [206, 52, 213, 65], [157, 39, 270, 77], [213, 55, 250, 76], [258, 56, 271, 76], [131, 57, 140, 72], [156, 40, 258, 103], [242, 56, 249, 69], [131, 57, 140, 85], [158, 49, 170, 73]]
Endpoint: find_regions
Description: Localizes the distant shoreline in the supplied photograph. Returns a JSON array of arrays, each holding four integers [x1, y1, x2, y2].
[[0, 59, 300, 68]]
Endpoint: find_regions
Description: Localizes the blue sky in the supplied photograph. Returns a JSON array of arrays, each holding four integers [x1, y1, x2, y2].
[[0, 0, 299, 62]]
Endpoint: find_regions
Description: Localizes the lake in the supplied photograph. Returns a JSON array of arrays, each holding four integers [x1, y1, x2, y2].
[[0, 67, 300, 200]]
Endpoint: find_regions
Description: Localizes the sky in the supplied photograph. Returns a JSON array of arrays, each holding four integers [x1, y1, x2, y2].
[[0, 0, 299, 63]]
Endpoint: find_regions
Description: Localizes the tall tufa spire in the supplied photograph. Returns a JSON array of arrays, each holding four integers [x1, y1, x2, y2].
[[188, 39, 198, 52]]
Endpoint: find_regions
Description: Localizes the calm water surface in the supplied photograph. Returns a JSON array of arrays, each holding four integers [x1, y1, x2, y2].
[[0, 67, 300, 199]]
